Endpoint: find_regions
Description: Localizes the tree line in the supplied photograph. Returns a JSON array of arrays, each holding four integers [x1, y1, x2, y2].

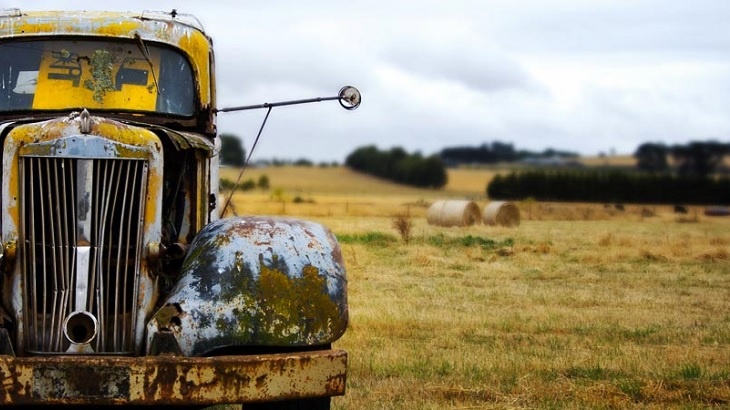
[[221, 132, 730, 201], [634, 141, 730, 177], [487, 171, 730, 205], [219, 135, 449, 189], [345, 145, 447, 188], [439, 141, 578, 165]]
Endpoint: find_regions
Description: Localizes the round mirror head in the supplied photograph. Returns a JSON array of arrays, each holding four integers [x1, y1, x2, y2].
[[338, 86, 361, 110]]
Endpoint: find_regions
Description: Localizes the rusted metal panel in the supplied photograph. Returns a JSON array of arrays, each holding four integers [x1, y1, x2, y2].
[[1, 114, 164, 356], [148, 216, 348, 356], [0, 349, 346, 405], [149, 126, 216, 155]]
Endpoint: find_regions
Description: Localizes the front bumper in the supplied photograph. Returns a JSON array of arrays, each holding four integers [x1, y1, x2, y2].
[[0, 349, 347, 405]]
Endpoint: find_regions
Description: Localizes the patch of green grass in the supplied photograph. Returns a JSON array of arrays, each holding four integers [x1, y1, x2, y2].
[[368, 356, 456, 380], [426, 233, 514, 249], [701, 324, 730, 345], [522, 268, 543, 278], [460, 329, 497, 346], [447, 263, 472, 272], [564, 363, 616, 380], [616, 378, 645, 401], [435, 360, 455, 377], [571, 323, 673, 345], [707, 368, 730, 381], [618, 324, 671, 344], [337, 231, 397, 246], [498, 372, 519, 393], [678, 363, 703, 380], [463, 363, 492, 382]]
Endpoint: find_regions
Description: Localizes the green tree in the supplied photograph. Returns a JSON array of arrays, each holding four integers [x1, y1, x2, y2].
[[346, 145, 447, 189], [634, 142, 668, 173], [257, 175, 270, 190], [671, 141, 729, 178], [219, 133, 246, 167]]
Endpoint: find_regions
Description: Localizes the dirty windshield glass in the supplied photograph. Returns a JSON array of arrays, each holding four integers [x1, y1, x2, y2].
[[0, 39, 195, 116]]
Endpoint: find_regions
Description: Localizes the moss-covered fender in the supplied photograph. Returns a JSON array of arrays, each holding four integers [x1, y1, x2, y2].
[[146, 216, 348, 356]]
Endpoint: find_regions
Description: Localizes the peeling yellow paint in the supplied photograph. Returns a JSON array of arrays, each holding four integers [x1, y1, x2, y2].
[[11, 22, 57, 33], [145, 169, 162, 229], [3, 117, 163, 231], [0, 11, 212, 108], [95, 121, 159, 146], [95, 20, 144, 37], [0, 351, 347, 404], [178, 31, 211, 105]]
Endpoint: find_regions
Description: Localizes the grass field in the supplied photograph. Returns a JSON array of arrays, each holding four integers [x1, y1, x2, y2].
[[224, 166, 730, 409]]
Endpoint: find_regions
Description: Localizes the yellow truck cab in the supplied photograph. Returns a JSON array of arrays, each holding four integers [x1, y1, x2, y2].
[[0, 9, 357, 408]]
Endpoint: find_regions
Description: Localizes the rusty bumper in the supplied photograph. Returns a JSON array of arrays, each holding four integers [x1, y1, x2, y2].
[[0, 349, 347, 405]]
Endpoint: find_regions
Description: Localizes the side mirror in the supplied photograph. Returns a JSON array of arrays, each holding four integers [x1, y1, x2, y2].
[[338, 86, 361, 110]]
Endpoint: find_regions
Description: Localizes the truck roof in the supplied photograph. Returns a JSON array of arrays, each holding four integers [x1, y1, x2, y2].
[[0, 9, 208, 41], [0, 9, 214, 126]]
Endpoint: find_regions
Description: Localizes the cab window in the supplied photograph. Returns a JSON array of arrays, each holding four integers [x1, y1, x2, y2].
[[0, 39, 195, 116]]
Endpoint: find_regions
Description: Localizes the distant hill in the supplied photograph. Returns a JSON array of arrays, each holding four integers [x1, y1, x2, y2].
[[218, 155, 669, 201], [578, 155, 636, 167], [219, 165, 501, 198]]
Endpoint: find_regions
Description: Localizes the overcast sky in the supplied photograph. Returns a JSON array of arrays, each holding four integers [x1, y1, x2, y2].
[[13, 1, 730, 162]]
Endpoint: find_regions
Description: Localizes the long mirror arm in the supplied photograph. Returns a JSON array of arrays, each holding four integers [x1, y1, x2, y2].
[[217, 85, 360, 218], [216, 86, 361, 113]]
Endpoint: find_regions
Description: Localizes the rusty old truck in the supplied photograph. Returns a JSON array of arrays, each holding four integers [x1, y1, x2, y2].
[[0, 8, 360, 408]]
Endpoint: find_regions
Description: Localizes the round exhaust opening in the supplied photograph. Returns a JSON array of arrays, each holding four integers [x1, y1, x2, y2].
[[63, 311, 98, 345]]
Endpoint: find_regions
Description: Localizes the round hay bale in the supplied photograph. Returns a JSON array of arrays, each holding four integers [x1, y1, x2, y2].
[[483, 201, 520, 227], [427, 200, 481, 227]]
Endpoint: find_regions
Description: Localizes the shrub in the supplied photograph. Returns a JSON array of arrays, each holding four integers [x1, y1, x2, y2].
[[391, 213, 413, 244]]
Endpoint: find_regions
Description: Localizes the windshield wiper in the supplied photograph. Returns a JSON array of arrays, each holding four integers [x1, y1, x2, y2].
[[134, 32, 160, 94]]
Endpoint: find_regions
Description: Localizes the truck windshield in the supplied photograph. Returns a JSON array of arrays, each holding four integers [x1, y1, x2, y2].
[[0, 39, 195, 116]]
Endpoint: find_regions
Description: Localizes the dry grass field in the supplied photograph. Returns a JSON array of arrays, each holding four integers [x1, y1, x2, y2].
[[223, 166, 730, 409], [578, 155, 637, 168]]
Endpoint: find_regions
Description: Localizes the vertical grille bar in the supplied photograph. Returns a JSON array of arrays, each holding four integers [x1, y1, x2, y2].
[[49, 159, 62, 350], [117, 161, 132, 351], [92, 158, 146, 353], [64, 158, 77, 351], [89, 160, 111, 351], [21, 157, 76, 353], [21, 156, 146, 354]]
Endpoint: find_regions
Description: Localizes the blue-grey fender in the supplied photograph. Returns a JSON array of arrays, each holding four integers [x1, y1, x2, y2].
[[145, 216, 348, 356]]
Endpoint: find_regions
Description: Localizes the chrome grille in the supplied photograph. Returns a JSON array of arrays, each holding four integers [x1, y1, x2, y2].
[[20, 157, 148, 354]]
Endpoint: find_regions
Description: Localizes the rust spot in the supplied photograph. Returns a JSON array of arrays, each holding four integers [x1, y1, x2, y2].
[[255, 374, 267, 390], [0, 351, 346, 404], [325, 374, 347, 396], [153, 303, 184, 330]]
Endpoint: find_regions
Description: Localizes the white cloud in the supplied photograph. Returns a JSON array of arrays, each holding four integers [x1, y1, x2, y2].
[[13, 1, 730, 161]]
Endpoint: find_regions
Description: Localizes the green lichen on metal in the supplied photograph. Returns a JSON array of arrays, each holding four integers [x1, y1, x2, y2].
[[183, 241, 206, 268], [212, 254, 342, 345], [233, 250, 245, 274], [84, 49, 115, 103], [178, 218, 348, 353], [83, 49, 135, 103], [154, 305, 180, 328], [254, 256, 341, 344]]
